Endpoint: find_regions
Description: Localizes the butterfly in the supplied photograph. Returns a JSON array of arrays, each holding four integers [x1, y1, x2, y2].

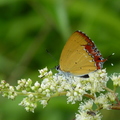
[[57, 30, 107, 77]]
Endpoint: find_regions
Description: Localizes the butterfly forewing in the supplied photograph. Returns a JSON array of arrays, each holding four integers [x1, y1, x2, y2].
[[59, 31, 97, 75]]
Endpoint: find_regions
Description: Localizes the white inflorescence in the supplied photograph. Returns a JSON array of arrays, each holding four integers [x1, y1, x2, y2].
[[110, 73, 120, 86], [76, 99, 102, 120], [0, 67, 119, 119]]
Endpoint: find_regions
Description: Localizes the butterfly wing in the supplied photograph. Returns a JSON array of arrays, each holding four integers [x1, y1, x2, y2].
[[59, 31, 97, 76]]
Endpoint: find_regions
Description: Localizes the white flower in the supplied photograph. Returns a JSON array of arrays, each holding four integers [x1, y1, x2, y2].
[[94, 93, 110, 110], [34, 81, 40, 87], [76, 99, 102, 120], [79, 100, 93, 111], [106, 92, 117, 102], [76, 111, 102, 120], [28, 93, 34, 98], [16, 85, 21, 90], [31, 81, 40, 91], [38, 67, 48, 78], [22, 90, 27, 94], [87, 69, 109, 93], [110, 73, 120, 86], [40, 100, 48, 108], [25, 78, 32, 87], [19, 97, 37, 112], [8, 95, 15, 99]]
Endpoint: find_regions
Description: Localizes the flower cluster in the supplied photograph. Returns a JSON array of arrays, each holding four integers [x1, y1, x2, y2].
[[76, 100, 102, 120], [61, 69, 109, 104], [0, 67, 120, 119], [75, 92, 117, 120], [0, 80, 17, 99], [110, 73, 120, 86], [87, 69, 109, 93]]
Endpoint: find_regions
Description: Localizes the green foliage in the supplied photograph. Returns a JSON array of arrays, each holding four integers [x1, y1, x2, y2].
[[0, 0, 120, 120]]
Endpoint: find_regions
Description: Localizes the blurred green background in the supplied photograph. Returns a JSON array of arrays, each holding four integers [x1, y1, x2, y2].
[[0, 0, 120, 120]]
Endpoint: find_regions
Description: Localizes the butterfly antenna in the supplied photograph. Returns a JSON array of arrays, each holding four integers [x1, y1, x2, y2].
[[46, 49, 58, 69], [106, 53, 115, 60], [106, 53, 115, 66]]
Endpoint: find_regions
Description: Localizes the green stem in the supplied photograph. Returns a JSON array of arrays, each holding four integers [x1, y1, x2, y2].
[[84, 94, 95, 100], [103, 87, 114, 93], [51, 92, 67, 98], [110, 105, 120, 110]]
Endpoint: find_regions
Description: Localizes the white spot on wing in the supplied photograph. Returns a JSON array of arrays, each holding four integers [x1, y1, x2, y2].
[[89, 60, 93, 62]]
